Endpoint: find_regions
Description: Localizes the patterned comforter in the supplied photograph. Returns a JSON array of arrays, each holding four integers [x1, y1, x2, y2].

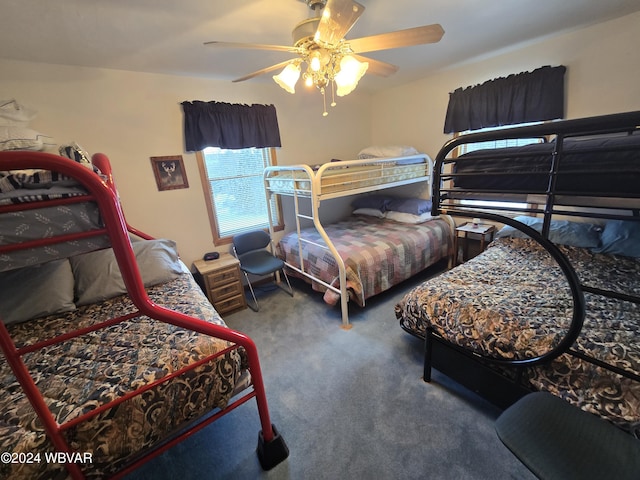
[[395, 237, 640, 436], [277, 215, 452, 306], [0, 273, 249, 479]]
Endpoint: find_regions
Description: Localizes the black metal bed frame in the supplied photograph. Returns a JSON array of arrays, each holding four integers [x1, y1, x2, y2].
[[420, 110, 640, 408]]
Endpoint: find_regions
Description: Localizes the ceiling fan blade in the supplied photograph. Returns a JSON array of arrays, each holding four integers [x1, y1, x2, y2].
[[347, 24, 445, 54], [204, 41, 301, 54], [232, 60, 295, 83], [352, 55, 398, 77], [315, 0, 365, 47]]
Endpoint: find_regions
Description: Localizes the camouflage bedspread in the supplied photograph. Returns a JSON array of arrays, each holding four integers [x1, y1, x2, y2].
[[395, 237, 640, 436], [277, 215, 453, 307], [0, 273, 249, 479]]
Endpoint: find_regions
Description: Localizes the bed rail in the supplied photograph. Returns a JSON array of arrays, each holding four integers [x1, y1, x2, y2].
[[264, 154, 433, 328], [432, 110, 640, 221], [426, 110, 640, 383], [0, 151, 288, 478]]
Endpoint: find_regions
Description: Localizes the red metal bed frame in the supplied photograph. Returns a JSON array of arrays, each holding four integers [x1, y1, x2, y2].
[[0, 151, 289, 478]]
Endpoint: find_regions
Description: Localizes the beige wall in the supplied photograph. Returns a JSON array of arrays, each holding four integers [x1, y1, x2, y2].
[[2, 11, 639, 267], [0, 60, 372, 267], [371, 11, 640, 160]]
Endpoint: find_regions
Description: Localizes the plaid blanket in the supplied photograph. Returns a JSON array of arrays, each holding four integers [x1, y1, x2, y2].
[[276, 215, 452, 306]]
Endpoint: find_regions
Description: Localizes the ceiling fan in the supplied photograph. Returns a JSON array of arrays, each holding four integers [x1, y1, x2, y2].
[[204, 0, 444, 115]]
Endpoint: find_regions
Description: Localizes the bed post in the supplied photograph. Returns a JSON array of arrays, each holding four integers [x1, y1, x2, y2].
[[248, 345, 290, 469], [423, 327, 433, 382]]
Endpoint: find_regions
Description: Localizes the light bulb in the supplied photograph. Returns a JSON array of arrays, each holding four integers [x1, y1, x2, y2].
[[310, 55, 321, 72]]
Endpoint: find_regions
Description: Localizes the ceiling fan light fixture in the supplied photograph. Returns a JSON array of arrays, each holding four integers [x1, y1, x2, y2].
[[273, 62, 301, 94], [209, 1, 443, 116], [334, 55, 368, 97]]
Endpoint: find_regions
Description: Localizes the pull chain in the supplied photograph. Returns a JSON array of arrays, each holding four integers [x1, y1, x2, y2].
[[330, 81, 337, 108], [321, 87, 328, 116]]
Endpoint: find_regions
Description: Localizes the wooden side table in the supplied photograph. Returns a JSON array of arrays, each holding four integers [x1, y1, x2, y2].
[[453, 222, 496, 265], [193, 254, 247, 315]]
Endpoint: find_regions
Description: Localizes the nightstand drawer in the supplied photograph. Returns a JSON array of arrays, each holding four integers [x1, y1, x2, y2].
[[209, 281, 243, 302], [208, 265, 240, 285], [214, 294, 246, 315]]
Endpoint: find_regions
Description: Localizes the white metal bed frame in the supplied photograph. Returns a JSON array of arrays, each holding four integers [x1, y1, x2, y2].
[[263, 154, 436, 328]]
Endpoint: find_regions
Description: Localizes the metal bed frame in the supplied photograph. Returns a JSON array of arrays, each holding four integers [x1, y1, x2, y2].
[[0, 151, 288, 478], [423, 110, 640, 408], [264, 154, 438, 328]]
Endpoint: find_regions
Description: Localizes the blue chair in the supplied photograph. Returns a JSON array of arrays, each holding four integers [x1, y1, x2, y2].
[[232, 230, 293, 311]]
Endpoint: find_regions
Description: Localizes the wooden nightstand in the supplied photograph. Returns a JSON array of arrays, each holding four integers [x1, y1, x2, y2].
[[453, 222, 496, 265], [193, 254, 247, 315]]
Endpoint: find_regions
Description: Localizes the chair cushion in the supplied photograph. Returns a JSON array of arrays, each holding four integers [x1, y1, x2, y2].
[[233, 230, 271, 256], [239, 250, 285, 277], [496, 392, 640, 480]]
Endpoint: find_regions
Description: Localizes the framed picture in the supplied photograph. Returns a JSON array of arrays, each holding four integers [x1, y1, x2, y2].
[[150, 155, 189, 191]]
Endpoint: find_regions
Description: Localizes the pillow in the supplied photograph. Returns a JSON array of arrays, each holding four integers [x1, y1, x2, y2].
[[386, 197, 432, 215], [0, 126, 52, 151], [592, 220, 640, 258], [0, 99, 38, 127], [496, 215, 602, 248], [59, 142, 93, 170], [353, 208, 386, 218], [386, 211, 435, 224], [0, 259, 76, 325], [70, 239, 186, 306], [357, 145, 419, 159], [351, 194, 394, 211]]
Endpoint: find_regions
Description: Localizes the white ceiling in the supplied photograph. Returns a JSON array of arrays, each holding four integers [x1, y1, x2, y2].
[[2, 0, 640, 92]]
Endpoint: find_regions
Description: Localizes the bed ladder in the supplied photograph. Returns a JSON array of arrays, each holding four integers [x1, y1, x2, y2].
[[292, 189, 351, 328], [264, 168, 351, 329]]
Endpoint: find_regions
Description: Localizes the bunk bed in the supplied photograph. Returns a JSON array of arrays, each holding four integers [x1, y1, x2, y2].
[[264, 154, 454, 329], [394, 110, 640, 437], [0, 151, 288, 479]]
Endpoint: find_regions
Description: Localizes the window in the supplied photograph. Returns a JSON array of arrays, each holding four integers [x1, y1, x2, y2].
[[197, 147, 283, 245], [457, 123, 544, 155], [456, 123, 544, 211]]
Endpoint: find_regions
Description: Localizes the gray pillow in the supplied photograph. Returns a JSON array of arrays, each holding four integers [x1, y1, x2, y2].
[[496, 215, 602, 248], [351, 194, 394, 211], [70, 239, 186, 306], [386, 197, 432, 215], [0, 259, 76, 324]]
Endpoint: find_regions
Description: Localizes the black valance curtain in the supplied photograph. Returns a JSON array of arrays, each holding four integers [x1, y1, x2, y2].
[[443, 65, 566, 134], [181, 101, 282, 151]]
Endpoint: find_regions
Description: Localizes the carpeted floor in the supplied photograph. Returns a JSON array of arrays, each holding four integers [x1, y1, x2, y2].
[[126, 266, 534, 479]]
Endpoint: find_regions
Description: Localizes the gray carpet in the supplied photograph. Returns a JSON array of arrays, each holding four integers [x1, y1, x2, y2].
[[126, 267, 535, 480]]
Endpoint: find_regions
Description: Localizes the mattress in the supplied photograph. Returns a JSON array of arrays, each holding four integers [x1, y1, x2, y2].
[[0, 202, 109, 272], [0, 169, 110, 272], [452, 134, 640, 195], [0, 272, 249, 479], [395, 237, 640, 436], [266, 156, 429, 197], [277, 215, 452, 306]]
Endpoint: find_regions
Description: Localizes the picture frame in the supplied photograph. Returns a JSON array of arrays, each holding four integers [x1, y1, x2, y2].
[[150, 155, 189, 191]]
